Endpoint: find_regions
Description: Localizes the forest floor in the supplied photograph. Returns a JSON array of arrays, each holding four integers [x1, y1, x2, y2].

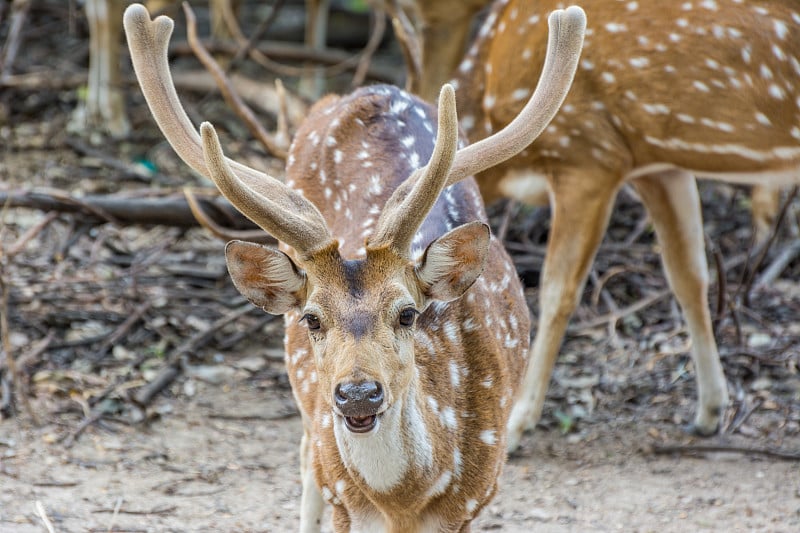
[[1, 2, 799, 532]]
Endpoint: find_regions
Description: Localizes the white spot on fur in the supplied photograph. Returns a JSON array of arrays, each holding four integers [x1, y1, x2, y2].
[[769, 84, 786, 100], [512, 88, 531, 101], [449, 361, 462, 388], [441, 407, 457, 430], [391, 99, 410, 114], [755, 112, 772, 126], [480, 429, 497, 446], [425, 470, 452, 498], [642, 103, 670, 115], [774, 19, 789, 40], [605, 22, 627, 33]]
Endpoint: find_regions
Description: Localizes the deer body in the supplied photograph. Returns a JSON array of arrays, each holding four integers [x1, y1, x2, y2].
[[124, 3, 585, 530], [455, 0, 800, 450], [280, 86, 530, 530]]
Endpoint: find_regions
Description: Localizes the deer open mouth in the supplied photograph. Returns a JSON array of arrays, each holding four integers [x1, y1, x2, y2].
[[343, 414, 378, 433]]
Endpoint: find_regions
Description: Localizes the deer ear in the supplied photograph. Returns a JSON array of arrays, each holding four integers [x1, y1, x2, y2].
[[225, 240, 306, 315], [415, 221, 491, 303]]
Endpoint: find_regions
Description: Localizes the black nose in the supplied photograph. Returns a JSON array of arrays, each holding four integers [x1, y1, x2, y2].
[[334, 381, 384, 417]]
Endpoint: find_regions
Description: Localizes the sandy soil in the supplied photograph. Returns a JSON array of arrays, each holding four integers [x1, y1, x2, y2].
[[2, 339, 799, 533]]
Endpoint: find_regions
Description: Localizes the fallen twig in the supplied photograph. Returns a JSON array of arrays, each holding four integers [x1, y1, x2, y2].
[[388, 2, 422, 93], [184, 2, 289, 159], [726, 397, 763, 435], [35, 500, 56, 533], [0, 198, 41, 424], [741, 186, 799, 305], [0, 188, 272, 238], [5, 211, 58, 257], [569, 289, 670, 333], [224, 0, 287, 76], [92, 504, 176, 515], [89, 301, 153, 363], [651, 442, 800, 461], [351, 6, 387, 88], [0, 0, 31, 80], [62, 409, 106, 448], [133, 304, 260, 407], [184, 188, 272, 243], [754, 239, 800, 288]]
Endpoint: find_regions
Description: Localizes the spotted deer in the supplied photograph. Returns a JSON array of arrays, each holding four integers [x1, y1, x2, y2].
[[454, 0, 800, 451], [123, 3, 585, 530]]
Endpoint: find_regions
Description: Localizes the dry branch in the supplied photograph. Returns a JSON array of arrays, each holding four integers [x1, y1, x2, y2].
[[132, 304, 261, 407], [651, 443, 800, 461], [0, 188, 275, 243], [184, 2, 289, 159]]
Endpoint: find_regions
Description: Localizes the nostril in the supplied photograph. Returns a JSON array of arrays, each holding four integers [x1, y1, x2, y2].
[[334, 384, 347, 406], [334, 381, 385, 416], [368, 382, 383, 403]]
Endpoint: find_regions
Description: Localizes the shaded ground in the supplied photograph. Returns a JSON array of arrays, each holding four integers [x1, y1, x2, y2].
[[1, 2, 799, 532]]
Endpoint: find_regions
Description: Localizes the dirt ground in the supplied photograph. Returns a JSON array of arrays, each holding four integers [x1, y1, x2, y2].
[[1, 2, 799, 532], [1, 375, 798, 533]]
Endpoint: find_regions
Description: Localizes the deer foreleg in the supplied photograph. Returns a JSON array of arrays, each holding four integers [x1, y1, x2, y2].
[[299, 430, 324, 533], [632, 168, 729, 435], [506, 171, 620, 451], [83, 0, 129, 138]]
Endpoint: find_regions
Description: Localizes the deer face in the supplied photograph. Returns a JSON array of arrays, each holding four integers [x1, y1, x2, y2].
[[225, 221, 490, 435]]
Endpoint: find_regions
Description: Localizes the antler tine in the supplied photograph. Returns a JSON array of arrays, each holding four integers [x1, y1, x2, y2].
[[446, 6, 586, 186], [200, 122, 329, 251], [123, 3, 332, 254], [368, 84, 459, 255]]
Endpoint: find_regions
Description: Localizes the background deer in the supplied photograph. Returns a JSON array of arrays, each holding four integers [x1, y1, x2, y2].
[[74, 0, 296, 139], [124, 2, 585, 530], [454, 0, 800, 451]]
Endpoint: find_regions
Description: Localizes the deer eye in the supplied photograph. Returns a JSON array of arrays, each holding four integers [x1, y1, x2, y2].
[[302, 313, 321, 331], [398, 308, 418, 328]]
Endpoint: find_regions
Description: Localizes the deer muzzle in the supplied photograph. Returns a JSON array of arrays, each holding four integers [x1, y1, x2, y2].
[[334, 381, 384, 433]]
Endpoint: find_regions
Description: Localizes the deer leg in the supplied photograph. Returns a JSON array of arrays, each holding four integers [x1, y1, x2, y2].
[[300, 0, 329, 99], [751, 184, 782, 244], [506, 172, 620, 452], [632, 169, 729, 435], [80, 0, 129, 138], [299, 430, 324, 533]]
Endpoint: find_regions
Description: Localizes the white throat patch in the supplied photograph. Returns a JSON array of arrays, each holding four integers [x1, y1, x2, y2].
[[333, 376, 432, 493]]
